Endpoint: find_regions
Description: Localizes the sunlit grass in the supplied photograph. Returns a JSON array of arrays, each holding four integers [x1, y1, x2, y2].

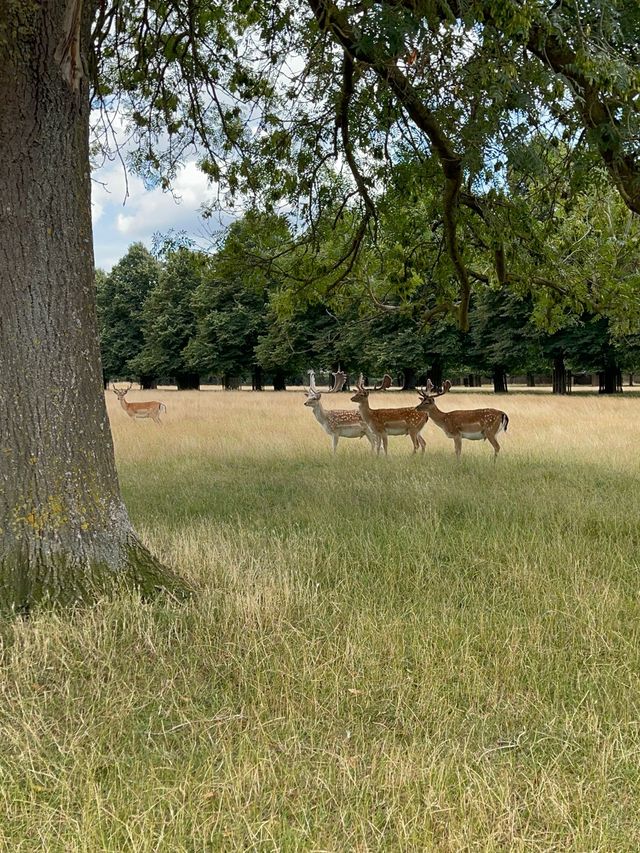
[[1, 388, 640, 850]]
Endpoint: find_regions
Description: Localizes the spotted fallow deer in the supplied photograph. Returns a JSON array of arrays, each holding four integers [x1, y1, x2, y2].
[[112, 383, 167, 424], [304, 371, 377, 453], [416, 380, 509, 460], [350, 375, 428, 456]]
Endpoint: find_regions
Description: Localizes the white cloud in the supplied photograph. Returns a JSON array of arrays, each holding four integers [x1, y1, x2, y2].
[[91, 156, 222, 269]]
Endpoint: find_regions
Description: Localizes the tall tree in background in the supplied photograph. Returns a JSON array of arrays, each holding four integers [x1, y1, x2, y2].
[[187, 212, 291, 388], [96, 243, 161, 387], [132, 248, 203, 389]]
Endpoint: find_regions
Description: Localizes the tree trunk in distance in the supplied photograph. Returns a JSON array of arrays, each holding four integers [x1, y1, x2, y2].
[[526, 372, 535, 387], [140, 375, 158, 390], [273, 369, 287, 391], [552, 355, 571, 394], [492, 367, 508, 393], [599, 362, 622, 394], [175, 372, 200, 390], [252, 365, 263, 391], [0, 2, 190, 611], [401, 367, 417, 391], [426, 363, 443, 389]]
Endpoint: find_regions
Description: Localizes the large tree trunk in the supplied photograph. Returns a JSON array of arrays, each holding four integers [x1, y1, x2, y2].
[[0, 2, 189, 611], [400, 367, 417, 391], [251, 365, 263, 391], [552, 354, 571, 395], [139, 374, 158, 390], [273, 369, 287, 391], [175, 372, 200, 390], [426, 363, 443, 390], [492, 366, 508, 393], [599, 361, 622, 395]]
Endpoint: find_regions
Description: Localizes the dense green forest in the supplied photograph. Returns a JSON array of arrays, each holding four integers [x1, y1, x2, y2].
[[98, 209, 640, 395]]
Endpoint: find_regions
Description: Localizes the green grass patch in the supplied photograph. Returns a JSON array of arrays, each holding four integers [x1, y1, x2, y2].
[[1, 395, 640, 850]]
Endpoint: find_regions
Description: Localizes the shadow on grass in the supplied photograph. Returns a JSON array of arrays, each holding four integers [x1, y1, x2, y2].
[[121, 450, 640, 549]]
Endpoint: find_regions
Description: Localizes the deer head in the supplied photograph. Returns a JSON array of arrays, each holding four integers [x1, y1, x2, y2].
[[350, 373, 369, 403], [416, 379, 451, 409], [112, 382, 132, 399]]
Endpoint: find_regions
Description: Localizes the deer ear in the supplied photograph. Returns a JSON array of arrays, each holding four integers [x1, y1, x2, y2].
[[444, 379, 452, 392]]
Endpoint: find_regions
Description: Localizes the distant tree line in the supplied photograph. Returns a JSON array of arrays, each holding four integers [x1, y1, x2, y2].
[[97, 213, 640, 395]]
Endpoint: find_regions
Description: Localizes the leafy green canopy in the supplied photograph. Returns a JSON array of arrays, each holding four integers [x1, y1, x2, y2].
[[92, 1, 640, 327]]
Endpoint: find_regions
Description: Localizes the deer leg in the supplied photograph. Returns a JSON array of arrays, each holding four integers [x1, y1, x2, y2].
[[487, 433, 500, 461], [381, 433, 388, 456], [417, 433, 426, 454], [332, 434, 339, 454], [453, 435, 462, 460]]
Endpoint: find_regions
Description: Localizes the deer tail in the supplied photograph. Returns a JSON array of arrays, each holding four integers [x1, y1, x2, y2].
[[502, 413, 509, 432], [160, 403, 167, 413]]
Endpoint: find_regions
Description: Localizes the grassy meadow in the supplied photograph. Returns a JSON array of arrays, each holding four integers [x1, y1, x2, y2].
[[2, 387, 640, 850]]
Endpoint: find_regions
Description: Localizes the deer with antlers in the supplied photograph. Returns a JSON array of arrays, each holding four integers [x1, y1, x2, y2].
[[350, 375, 428, 456], [416, 380, 509, 460], [304, 371, 377, 453], [112, 383, 167, 425]]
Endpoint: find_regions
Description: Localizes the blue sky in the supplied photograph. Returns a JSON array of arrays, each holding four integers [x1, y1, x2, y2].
[[91, 156, 220, 270]]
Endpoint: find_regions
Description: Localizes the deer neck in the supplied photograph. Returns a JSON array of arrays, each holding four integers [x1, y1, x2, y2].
[[311, 401, 327, 426], [426, 401, 446, 424], [356, 397, 374, 425], [118, 396, 130, 412]]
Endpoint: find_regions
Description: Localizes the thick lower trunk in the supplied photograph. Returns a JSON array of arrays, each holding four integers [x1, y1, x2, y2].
[[0, 3, 189, 611], [599, 362, 622, 394], [526, 372, 535, 387], [401, 367, 417, 391], [426, 363, 443, 390], [552, 355, 571, 394], [493, 367, 508, 393], [140, 374, 158, 390], [273, 369, 287, 391], [175, 372, 200, 390], [252, 365, 263, 391]]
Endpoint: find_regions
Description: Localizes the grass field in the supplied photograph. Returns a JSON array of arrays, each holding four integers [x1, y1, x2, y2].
[[2, 388, 640, 851]]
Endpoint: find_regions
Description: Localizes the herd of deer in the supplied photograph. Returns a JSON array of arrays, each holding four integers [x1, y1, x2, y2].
[[110, 371, 509, 460], [305, 370, 509, 460]]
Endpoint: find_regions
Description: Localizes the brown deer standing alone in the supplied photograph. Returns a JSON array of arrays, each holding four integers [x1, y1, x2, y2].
[[112, 383, 167, 424]]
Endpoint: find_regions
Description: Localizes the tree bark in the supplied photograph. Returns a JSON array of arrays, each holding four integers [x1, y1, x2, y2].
[[251, 365, 263, 391], [400, 367, 417, 391], [599, 361, 622, 395], [492, 367, 508, 393], [139, 374, 158, 390], [175, 372, 200, 390], [552, 355, 571, 395], [0, 2, 189, 611], [272, 369, 287, 391]]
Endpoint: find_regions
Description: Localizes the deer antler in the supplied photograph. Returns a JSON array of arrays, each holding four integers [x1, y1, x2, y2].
[[329, 367, 347, 393], [373, 373, 392, 391], [419, 378, 452, 399], [305, 369, 321, 398]]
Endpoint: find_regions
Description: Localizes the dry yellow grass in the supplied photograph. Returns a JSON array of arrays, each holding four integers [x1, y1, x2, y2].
[[107, 385, 640, 473], [1, 387, 639, 851]]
